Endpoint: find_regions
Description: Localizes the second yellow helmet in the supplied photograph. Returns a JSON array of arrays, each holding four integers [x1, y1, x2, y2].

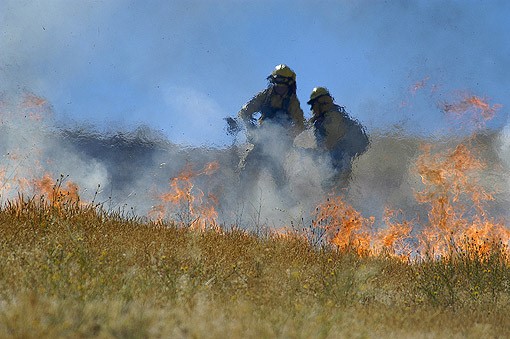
[[307, 87, 331, 105]]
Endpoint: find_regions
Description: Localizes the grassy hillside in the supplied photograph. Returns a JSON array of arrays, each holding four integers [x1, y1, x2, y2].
[[1, 196, 509, 338]]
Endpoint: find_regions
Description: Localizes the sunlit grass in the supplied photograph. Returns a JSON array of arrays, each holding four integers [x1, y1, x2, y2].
[[0, 194, 509, 338]]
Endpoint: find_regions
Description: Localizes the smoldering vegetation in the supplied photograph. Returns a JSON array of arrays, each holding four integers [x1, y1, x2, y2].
[[1, 94, 508, 231]]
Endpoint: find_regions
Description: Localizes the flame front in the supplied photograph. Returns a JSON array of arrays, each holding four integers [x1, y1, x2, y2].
[[312, 140, 509, 261], [311, 94, 508, 261], [150, 162, 220, 231], [415, 142, 509, 258], [1, 88, 508, 263], [375, 208, 413, 258], [33, 173, 81, 208], [312, 196, 374, 256]]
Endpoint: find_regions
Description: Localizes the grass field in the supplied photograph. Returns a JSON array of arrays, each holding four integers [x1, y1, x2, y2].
[[0, 193, 509, 339]]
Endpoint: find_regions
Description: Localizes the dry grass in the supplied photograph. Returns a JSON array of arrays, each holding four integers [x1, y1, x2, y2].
[[0, 196, 509, 338]]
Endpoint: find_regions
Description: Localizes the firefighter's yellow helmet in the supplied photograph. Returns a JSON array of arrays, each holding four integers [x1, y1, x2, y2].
[[307, 87, 331, 105], [268, 64, 296, 83]]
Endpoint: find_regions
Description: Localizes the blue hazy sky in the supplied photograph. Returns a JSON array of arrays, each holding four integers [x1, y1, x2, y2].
[[2, 0, 509, 146]]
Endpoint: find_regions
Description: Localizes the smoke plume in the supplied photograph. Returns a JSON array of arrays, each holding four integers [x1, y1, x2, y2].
[[1, 90, 509, 232]]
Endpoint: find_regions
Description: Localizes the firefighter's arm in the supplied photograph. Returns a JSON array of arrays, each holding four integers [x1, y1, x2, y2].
[[237, 91, 267, 127]]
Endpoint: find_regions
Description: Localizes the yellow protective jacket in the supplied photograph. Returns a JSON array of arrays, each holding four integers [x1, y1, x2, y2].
[[238, 87, 305, 137], [310, 104, 369, 157]]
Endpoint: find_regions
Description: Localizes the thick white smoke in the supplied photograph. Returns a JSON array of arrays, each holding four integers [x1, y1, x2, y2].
[[1, 90, 508, 233], [229, 122, 337, 228], [0, 93, 108, 202], [0, 91, 341, 229]]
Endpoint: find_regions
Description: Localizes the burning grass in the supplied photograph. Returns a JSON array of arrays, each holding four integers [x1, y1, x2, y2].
[[1, 91, 509, 337], [1, 135, 509, 337], [0, 185, 510, 338]]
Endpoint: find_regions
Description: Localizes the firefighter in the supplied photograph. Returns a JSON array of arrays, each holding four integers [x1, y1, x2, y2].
[[238, 64, 305, 137], [307, 87, 369, 184], [236, 64, 306, 191]]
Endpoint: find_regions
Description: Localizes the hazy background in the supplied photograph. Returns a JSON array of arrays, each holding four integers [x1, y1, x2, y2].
[[2, 0, 509, 145], [1, 1, 509, 228]]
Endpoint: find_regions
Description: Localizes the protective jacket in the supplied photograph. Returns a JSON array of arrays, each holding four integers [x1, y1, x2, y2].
[[238, 87, 305, 137], [310, 104, 369, 159]]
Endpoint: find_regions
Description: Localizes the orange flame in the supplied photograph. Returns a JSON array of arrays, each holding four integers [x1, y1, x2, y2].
[[33, 173, 81, 208], [415, 142, 509, 258], [312, 196, 374, 256], [312, 140, 509, 261], [442, 94, 502, 128], [150, 162, 220, 231], [374, 208, 413, 258], [21, 93, 51, 121]]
